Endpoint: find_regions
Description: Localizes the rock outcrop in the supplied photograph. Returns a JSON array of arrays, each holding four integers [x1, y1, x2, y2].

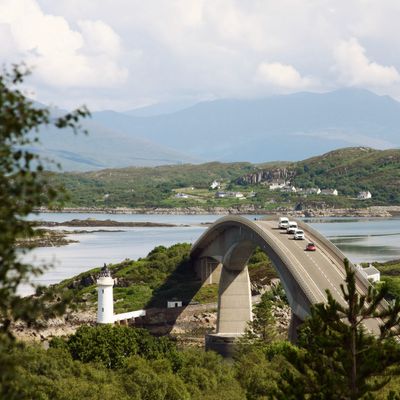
[[236, 167, 295, 185]]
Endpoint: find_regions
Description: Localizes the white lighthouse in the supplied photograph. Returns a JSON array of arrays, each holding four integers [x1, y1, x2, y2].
[[97, 264, 114, 324]]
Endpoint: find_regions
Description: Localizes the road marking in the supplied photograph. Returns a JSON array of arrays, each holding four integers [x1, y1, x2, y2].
[[259, 223, 327, 303], [294, 238, 345, 303]]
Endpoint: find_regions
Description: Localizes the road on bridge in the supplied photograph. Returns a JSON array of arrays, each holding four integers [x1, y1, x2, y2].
[[255, 219, 381, 334]]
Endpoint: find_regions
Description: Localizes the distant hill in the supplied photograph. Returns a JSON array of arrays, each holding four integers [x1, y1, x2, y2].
[[32, 113, 200, 172], [34, 88, 400, 171], [123, 99, 198, 117], [90, 88, 400, 163], [49, 147, 400, 208]]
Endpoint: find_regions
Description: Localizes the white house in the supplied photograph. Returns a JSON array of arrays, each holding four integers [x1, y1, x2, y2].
[[215, 191, 244, 198], [281, 185, 297, 193], [304, 188, 321, 195], [357, 264, 380, 283], [269, 181, 287, 190], [357, 191, 372, 200], [167, 300, 183, 308], [210, 180, 221, 190], [320, 189, 338, 196]]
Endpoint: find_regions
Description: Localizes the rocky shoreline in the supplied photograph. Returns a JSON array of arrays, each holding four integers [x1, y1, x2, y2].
[[37, 219, 185, 228], [16, 229, 79, 248], [35, 205, 400, 217]]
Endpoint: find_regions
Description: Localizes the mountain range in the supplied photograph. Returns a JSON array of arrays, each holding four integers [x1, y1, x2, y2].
[[34, 88, 400, 171]]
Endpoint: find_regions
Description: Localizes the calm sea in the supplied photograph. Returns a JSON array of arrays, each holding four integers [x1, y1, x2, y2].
[[19, 213, 400, 295]]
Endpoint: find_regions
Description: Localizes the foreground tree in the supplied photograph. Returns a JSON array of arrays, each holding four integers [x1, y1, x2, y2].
[[277, 259, 400, 399], [0, 64, 89, 334], [0, 64, 89, 398]]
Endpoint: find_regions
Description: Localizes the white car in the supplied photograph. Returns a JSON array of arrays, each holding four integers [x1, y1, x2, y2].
[[294, 229, 305, 240], [278, 217, 289, 229], [286, 221, 298, 234]]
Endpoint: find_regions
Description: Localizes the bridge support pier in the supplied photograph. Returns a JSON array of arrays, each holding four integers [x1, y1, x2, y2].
[[205, 333, 241, 358], [206, 264, 252, 357]]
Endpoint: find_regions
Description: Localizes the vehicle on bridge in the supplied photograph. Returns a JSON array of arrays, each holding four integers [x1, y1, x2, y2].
[[294, 229, 305, 240], [278, 217, 289, 229], [306, 242, 317, 251], [287, 221, 298, 234]]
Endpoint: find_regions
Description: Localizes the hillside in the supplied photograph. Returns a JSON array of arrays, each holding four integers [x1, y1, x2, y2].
[[49, 243, 275, 314], [49, 162, 256, 208], [48, 147, 400, 209], [32, 105, 200, 172], [239, 147, 400, 204]]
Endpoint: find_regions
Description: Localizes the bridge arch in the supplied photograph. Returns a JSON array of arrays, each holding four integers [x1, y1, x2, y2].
[[190, 215, 374, 354], [191, 216, 314, 343]]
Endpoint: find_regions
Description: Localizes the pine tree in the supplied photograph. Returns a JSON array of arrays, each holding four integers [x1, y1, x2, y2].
[[277, 259, 400, 399]]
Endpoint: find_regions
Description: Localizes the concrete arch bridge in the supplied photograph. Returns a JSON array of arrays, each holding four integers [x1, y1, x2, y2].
[[190, 216, 380, 355]]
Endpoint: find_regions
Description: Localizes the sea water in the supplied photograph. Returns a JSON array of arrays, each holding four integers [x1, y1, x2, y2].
[[20, 213, 400, 295]]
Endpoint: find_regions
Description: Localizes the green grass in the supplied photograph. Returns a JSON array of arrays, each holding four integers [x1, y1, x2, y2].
[[193, 284, 219, 303], [50, 244, 275, 313], [373, 260, 400, 300]]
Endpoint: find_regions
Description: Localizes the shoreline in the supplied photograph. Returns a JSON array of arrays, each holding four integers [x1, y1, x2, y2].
[[34, 206, 400, 218]]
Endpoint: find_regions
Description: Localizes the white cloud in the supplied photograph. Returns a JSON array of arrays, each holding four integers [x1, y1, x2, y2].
[[256, 62, 314, 90], [1, 1, 400, 109], [0, 0, 128, 88], [334, 37, 400, 87]]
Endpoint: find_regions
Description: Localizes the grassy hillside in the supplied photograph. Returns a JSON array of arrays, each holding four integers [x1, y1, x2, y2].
[[238, 147, 400, 206], [50, 162, 255, 208], [50, 244, 274, 313], [47, 147, 400, 209], [293, 147, 400, 202]]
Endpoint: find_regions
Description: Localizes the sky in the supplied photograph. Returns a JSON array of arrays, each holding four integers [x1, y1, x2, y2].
[[1, 0, 400, 111]]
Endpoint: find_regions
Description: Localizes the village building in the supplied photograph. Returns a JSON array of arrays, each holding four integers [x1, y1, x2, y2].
[[280, 185, 297, 193], [269, 181, 287, 190], [210, 180, 221, 190], [320, 188, 338, 196], [215, 191, 244, 199], [357, 264, 380, 283], [357, 191, 372, 200], [303, 187, 321, 195], [167, 299, 183, 308]]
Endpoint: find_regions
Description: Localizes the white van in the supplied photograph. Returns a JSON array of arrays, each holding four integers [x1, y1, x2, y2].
[[278, 217, 289, 229], [286, 221, 298, 234], [294, 229, 305, 240]]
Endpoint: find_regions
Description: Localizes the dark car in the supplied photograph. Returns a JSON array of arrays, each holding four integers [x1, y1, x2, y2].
[[306, 242, 316, 251]]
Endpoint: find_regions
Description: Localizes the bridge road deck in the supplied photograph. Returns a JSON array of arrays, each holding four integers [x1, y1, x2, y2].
[[256, 220, 381, 334]]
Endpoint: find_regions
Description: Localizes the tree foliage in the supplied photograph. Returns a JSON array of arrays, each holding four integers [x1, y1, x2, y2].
[[53, 324, 179, 369], [277, 259, 400, 399], [0, 64, 89, 336]]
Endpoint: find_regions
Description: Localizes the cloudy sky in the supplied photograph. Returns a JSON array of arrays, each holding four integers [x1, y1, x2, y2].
[[1, 0, 400, 111]]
